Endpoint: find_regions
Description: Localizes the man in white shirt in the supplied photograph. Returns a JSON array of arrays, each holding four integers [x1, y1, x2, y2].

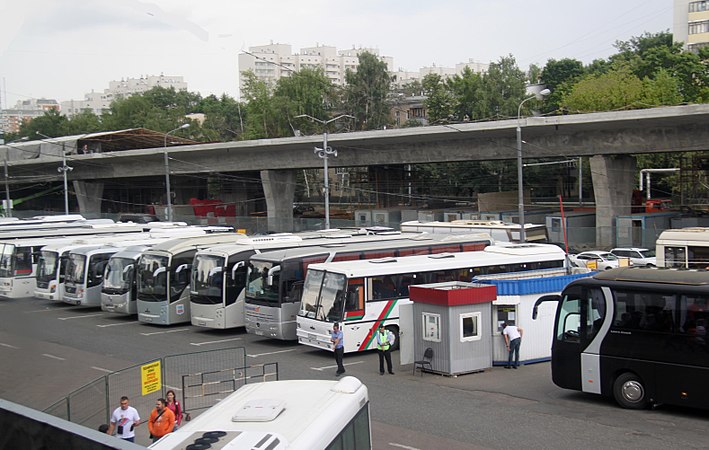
[[106, 396, 141, 442], [502, 322, 524, 369]]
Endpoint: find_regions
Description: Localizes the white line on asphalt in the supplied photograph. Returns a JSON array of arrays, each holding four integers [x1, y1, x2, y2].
[[165, 385, 182, 392], [140, 328, 190, 336], [42, 353, 66, 361], [58, 313, 104, 321], [91, 366, 114, 373], [0, 342, 19, 349], [389, 443, 420, 450], [97, 322, 134, 328], [26, 308, 66, 313], [189, 337, 242, 346], [311, 361, 364, 371], [247, 349, 295, 358]]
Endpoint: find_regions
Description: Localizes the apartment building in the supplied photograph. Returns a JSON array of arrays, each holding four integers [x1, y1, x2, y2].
[[674, 0, 709, 52], [0, 98, 59, 134], [60, 74, 188, 116]]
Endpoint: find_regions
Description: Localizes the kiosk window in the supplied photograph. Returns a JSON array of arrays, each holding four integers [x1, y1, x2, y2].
[[460, 312, 482, 342], [422, 312, 441, 342]]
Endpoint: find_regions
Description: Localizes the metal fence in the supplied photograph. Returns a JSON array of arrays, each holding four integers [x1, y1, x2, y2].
[[44, 347, 278, 433]]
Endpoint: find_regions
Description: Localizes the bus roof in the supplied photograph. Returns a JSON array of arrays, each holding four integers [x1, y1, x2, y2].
[[593, 267, 709, 286], [141, 233, 249, 255], [248, 233, 494, 263], [109, 245, 152, 260], [149, 377, 368, 450], [656, 227, 709, 244], [307, 243, 565, 277]]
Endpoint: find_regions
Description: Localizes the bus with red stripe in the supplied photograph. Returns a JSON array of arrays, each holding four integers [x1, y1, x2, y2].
[[297, 243, 567, 353]]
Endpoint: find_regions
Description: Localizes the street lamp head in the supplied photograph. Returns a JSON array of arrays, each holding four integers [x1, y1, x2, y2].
[[179, 123, 190, 130], [536, 88, 551, 100]]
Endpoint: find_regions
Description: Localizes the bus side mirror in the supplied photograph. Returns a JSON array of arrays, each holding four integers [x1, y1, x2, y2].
[[123, 264, 134, 281], [208, 267, 224, 278], [532, 294, 561, 319], [231, 261, 245, 279], [266, 266, 281, 286], [153, 267, 166, 278], [176, 264, 191, 274]]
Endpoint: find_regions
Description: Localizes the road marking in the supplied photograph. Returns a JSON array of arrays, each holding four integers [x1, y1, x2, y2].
[[311, 360, 364, 371], [97, 322, 134, 328], [140, 328, 190, 336], [42, 353, 66, 361], [165, 385, 182, 392], [389, 444, 420, 450], [0, 342, 19, 349], [26, 308, 70, 313], [58, 313, 104, 321], [189, 337, 242, 347], [91, 366, 114, 373], [247, 349, 295, 358]]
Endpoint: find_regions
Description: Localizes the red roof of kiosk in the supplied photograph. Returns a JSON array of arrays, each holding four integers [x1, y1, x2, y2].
[[409, 282, 497, 307]]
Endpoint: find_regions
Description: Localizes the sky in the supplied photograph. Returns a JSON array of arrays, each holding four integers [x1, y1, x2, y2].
[[1, 0, 673, 108]]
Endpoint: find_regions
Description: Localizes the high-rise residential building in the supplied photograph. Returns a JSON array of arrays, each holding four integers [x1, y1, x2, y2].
[[238, 42, 489, 94], [60, 74, 188, 116], [0, 98, 59, 134], [674, 0, 709, 52], [238, 43, 394, 91]]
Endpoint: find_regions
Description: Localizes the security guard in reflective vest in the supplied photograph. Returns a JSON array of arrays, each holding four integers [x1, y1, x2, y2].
[[376, 324, 395, 375]]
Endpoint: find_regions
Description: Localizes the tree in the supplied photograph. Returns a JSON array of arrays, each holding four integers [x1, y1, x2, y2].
[[446, 67, 483, 121], [343, 51, 392, 131], [274, 67, 337, 136], [422, 73, 457, 123], [240, 70, 278, 139], [473, 55, 527, 120], [17, 109, 69, 140], [561, 65, 644, 113], [540, 58, 585, 114]]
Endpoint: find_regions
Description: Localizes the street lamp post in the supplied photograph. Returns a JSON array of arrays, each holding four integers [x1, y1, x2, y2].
[[294, 114, 354, 230], [516, 88, 551, 243], [164, 124, 190, 222], [36, 132, 73, 214]]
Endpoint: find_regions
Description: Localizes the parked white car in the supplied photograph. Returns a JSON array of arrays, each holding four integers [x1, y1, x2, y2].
[[610, 247, 656, 267], [570, 251, 623, 270]]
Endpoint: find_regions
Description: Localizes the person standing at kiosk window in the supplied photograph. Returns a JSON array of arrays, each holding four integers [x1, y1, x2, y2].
[[502, 322, 523, 369], [376, 324, 395, 375]]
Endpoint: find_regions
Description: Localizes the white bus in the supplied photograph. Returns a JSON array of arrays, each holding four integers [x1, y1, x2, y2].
[[190, 232, 435, 330], [136, 233, 251, 325], [149, 376, 371, 450], [400, 220, 548, 243], [0, 235, 99, 298], [100, 245, 151, 315], [655, 227, 709, 269], [243, 234, 493, 341], [297, 244, 566, 353], [533, 267, 709, 410], [34, 227, 228, 302]]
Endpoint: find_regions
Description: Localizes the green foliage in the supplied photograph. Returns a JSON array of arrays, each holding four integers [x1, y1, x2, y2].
[[540, 58, 585, 114], [422, 73, 457, 123], [474, 55, 527, 120], [17, 110, 69, 140], [343, 51, 393, 130], [446, 67, 483, 121], [561, 65, 644, 112]]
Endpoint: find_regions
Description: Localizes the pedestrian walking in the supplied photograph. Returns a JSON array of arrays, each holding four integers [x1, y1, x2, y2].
[[502, 321, 524, 369], [376, 324, 395, 375], [165, 390, 183, 431], [148, 398, 175, 443], [106, 396, 141, 443], [331, 322, 345, 376]]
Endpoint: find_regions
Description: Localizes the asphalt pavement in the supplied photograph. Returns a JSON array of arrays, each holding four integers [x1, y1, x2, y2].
[[2, 296, 709, 450]]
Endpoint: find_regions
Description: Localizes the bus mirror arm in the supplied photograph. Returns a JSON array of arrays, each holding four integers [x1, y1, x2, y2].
[[267, 266, 281, 287], [231, 261, 245, 279], [532, 294, 561, 319]]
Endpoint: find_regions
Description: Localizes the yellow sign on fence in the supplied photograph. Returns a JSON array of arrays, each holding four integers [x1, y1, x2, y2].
[[141, 360, 162, 396]]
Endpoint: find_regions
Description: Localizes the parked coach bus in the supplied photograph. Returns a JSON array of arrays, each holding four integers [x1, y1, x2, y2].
[[189, 232, 425, 330], [532, 267, 709, 410], [149, 377, 371, 450], [100, 245, 151, 315], [400, 220, 548, 243], [243, 233, 493, 341], [297, 243, 566, 353], [655, 227, 709, 269]]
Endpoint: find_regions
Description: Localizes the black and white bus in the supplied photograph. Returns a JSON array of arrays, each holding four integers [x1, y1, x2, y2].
[[534, 267, 709, 410]]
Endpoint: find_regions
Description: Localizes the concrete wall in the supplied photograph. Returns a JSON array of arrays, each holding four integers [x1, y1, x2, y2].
[[590, 155, 636, 248]]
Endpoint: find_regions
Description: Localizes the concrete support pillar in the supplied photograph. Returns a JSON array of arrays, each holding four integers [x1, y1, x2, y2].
[[261, 169, 295, 232], [589, 155, 636, 248], [72, 181, 104, 215]]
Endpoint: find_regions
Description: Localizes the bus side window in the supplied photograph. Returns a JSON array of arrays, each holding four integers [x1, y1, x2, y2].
[[557, 287, 582, 342], [345, 285, 363, 311], [586, 288, 606, 339]]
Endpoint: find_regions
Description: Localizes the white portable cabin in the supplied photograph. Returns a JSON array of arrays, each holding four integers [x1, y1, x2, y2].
[[616, 212, 678, 249], [472, 269, 594, 366]]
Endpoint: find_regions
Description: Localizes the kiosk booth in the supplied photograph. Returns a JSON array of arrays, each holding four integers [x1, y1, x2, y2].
[[409, 282, 496, 376]]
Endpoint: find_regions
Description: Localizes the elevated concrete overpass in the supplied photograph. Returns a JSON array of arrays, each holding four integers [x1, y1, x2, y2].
[[8, 104, 709, 245]]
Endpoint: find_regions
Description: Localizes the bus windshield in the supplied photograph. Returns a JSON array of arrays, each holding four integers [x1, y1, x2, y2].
[[66, 254, 87, 284], [37, 251, 59, 283], [137, 254, 169, 301], [298, 269, 347, 322], [191, 255, 225, 305], [103, 257, 134, 294], [246, 260, 280, 305]]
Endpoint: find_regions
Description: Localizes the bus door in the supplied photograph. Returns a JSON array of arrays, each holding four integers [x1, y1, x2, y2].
[[552, 285, 606, 392]]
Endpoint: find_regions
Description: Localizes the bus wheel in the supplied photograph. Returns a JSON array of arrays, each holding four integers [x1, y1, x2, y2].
[[386, 326, 400, 352], [613, 372, 648, 409]]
